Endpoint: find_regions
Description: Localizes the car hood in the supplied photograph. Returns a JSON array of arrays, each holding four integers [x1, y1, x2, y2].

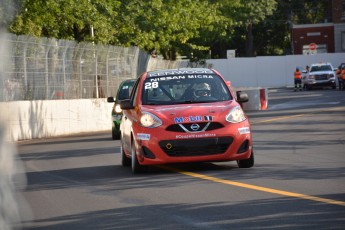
[[141, 100, 240, 123], [309, 70, 334, 75]]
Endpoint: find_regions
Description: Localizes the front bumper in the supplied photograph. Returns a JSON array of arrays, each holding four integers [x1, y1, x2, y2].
[[132, 122, 252, 165], [305, 79, 336, 87]]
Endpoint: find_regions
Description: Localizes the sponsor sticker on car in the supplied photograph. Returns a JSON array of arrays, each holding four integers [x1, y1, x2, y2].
[[238, 127, 250, 134], [137, 133, 151, 140]]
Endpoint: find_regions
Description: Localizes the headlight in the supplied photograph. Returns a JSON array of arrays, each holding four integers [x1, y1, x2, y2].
[[226, 106, 247, 123], [114, 104, 122, 113], [308, 75, 315, 79], [140, 112, 162, 128]]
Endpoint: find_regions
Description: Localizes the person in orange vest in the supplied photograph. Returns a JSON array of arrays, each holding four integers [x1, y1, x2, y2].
[[336, 66, 342, 90], [294, 67, 302, 91], [341, 67, 345, 91]]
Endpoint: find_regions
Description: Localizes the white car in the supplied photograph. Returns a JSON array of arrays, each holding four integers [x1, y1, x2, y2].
[[303, 63, 336, 90]]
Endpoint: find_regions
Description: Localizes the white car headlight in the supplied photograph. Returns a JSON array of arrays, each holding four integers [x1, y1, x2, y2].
[[226, 106, 247, 123], [140, 112, 162, 128], [114, 104, 122, 113]]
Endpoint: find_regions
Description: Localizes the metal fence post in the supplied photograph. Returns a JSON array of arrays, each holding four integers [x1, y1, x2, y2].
[[45, 44, 49, 99], [79, 55, 82, 99]]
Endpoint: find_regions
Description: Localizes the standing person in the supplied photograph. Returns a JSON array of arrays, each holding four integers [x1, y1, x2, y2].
[[336, 66, 342, 90], [341, 67, 345, 91], [305, 65, 310, 72], [294, 67, 302, 91]]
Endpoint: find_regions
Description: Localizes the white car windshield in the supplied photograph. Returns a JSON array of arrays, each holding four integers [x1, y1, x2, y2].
[[310, 65, 332, 72], [142, 74, 232, 105]]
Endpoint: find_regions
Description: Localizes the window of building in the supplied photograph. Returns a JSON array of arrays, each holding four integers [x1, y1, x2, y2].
[[342, 31, 345, 50]]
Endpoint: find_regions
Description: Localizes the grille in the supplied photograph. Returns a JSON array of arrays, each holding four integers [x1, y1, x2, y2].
[[166, 122, 224, 133], [315, 74, 328, 80], [159, 136, 233, 157]]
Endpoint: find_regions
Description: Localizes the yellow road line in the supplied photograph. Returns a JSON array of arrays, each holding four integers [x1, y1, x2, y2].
[[251, 106, 344, 125], [251, 114, 305, 124], [159, 165, 345, 207], [159, 106, 345, 206]]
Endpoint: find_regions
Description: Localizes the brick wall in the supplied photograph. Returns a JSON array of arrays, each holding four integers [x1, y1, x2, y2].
[[292, 24, 335, 54]]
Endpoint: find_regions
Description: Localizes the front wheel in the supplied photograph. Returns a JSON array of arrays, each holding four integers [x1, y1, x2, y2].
[[121, 146, 131, 167], [237, 151, 254, 168], [112, 131, 120, 140], [131, 142, 147, 173]]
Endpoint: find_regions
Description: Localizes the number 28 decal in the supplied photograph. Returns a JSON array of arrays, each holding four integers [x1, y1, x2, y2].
[[145, 82, 159, 89]]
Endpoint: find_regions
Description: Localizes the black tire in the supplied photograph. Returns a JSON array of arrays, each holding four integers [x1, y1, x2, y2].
[[131, 142, 147, 173], [237, 151, 254, 168], [121, 146, 131, 167], [112, 130, 120, 140]]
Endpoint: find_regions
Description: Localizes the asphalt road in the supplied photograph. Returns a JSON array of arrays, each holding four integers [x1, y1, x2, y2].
[[15, 88, 345, 230]]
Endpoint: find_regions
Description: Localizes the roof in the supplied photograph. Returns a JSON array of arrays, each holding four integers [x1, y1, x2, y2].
[[310, 62, 333, 66], [146, 68, 215, 78]]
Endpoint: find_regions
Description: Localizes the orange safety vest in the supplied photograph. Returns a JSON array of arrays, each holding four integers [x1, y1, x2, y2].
[[336, 69, 341, 79], [342, 69, 345, 80], [294, 70, 301, 79]]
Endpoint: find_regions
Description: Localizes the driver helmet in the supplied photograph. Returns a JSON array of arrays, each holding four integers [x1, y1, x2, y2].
[[193, 83, 211, 97]]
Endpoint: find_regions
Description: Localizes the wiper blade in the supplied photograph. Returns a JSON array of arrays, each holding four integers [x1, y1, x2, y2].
[[176, 100, 214, 104], [181, 100, 197, 104]]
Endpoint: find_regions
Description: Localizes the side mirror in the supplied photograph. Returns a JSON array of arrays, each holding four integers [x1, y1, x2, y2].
[[236, 91, 249, 103], [107, 96, 115, 103], [120, 99, 135, 110]]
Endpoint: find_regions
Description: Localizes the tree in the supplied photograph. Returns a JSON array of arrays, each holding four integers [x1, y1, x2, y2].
[[9, 0, 120, 44], [233, 0, 277, 57], [289, 0, 330, 24], [10, 0, 223, 60], [252, 0, 330, 56], [117, 0, 222, 60], [8, 0, 329, 60]]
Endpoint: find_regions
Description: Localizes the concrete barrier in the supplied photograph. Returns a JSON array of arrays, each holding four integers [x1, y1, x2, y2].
[[0, 99, 113, 142], [233, 87, 268, 111]]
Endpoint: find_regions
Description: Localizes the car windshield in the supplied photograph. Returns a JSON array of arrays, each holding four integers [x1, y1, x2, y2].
[[118, 82, 134, 100], [310, 65, 332, 72], [142, 74, 232, 105]]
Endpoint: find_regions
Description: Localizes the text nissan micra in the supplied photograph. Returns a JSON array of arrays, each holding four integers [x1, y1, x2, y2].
[[120, 68, 253, 173]]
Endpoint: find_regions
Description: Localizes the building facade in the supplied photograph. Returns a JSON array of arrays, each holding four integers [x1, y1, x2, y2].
[[292, 0, 345, 54]]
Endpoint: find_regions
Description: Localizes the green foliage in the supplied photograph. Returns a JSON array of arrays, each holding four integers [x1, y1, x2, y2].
[[10, 0, 120, 43], [6, 0, 331, 60], [117, 0, 223, 60]]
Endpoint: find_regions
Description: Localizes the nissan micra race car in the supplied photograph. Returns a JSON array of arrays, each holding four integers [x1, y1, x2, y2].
[[120, 68, 253, 173]]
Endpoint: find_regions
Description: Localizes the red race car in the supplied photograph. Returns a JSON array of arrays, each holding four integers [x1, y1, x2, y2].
[[120, 68, 253, 173]]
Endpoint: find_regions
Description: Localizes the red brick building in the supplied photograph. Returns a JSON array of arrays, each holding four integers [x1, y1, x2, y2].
[[291, 0, 345, 54]]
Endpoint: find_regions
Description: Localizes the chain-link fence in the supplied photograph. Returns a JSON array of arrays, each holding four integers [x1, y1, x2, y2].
[[0, 33, 150, 101]]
